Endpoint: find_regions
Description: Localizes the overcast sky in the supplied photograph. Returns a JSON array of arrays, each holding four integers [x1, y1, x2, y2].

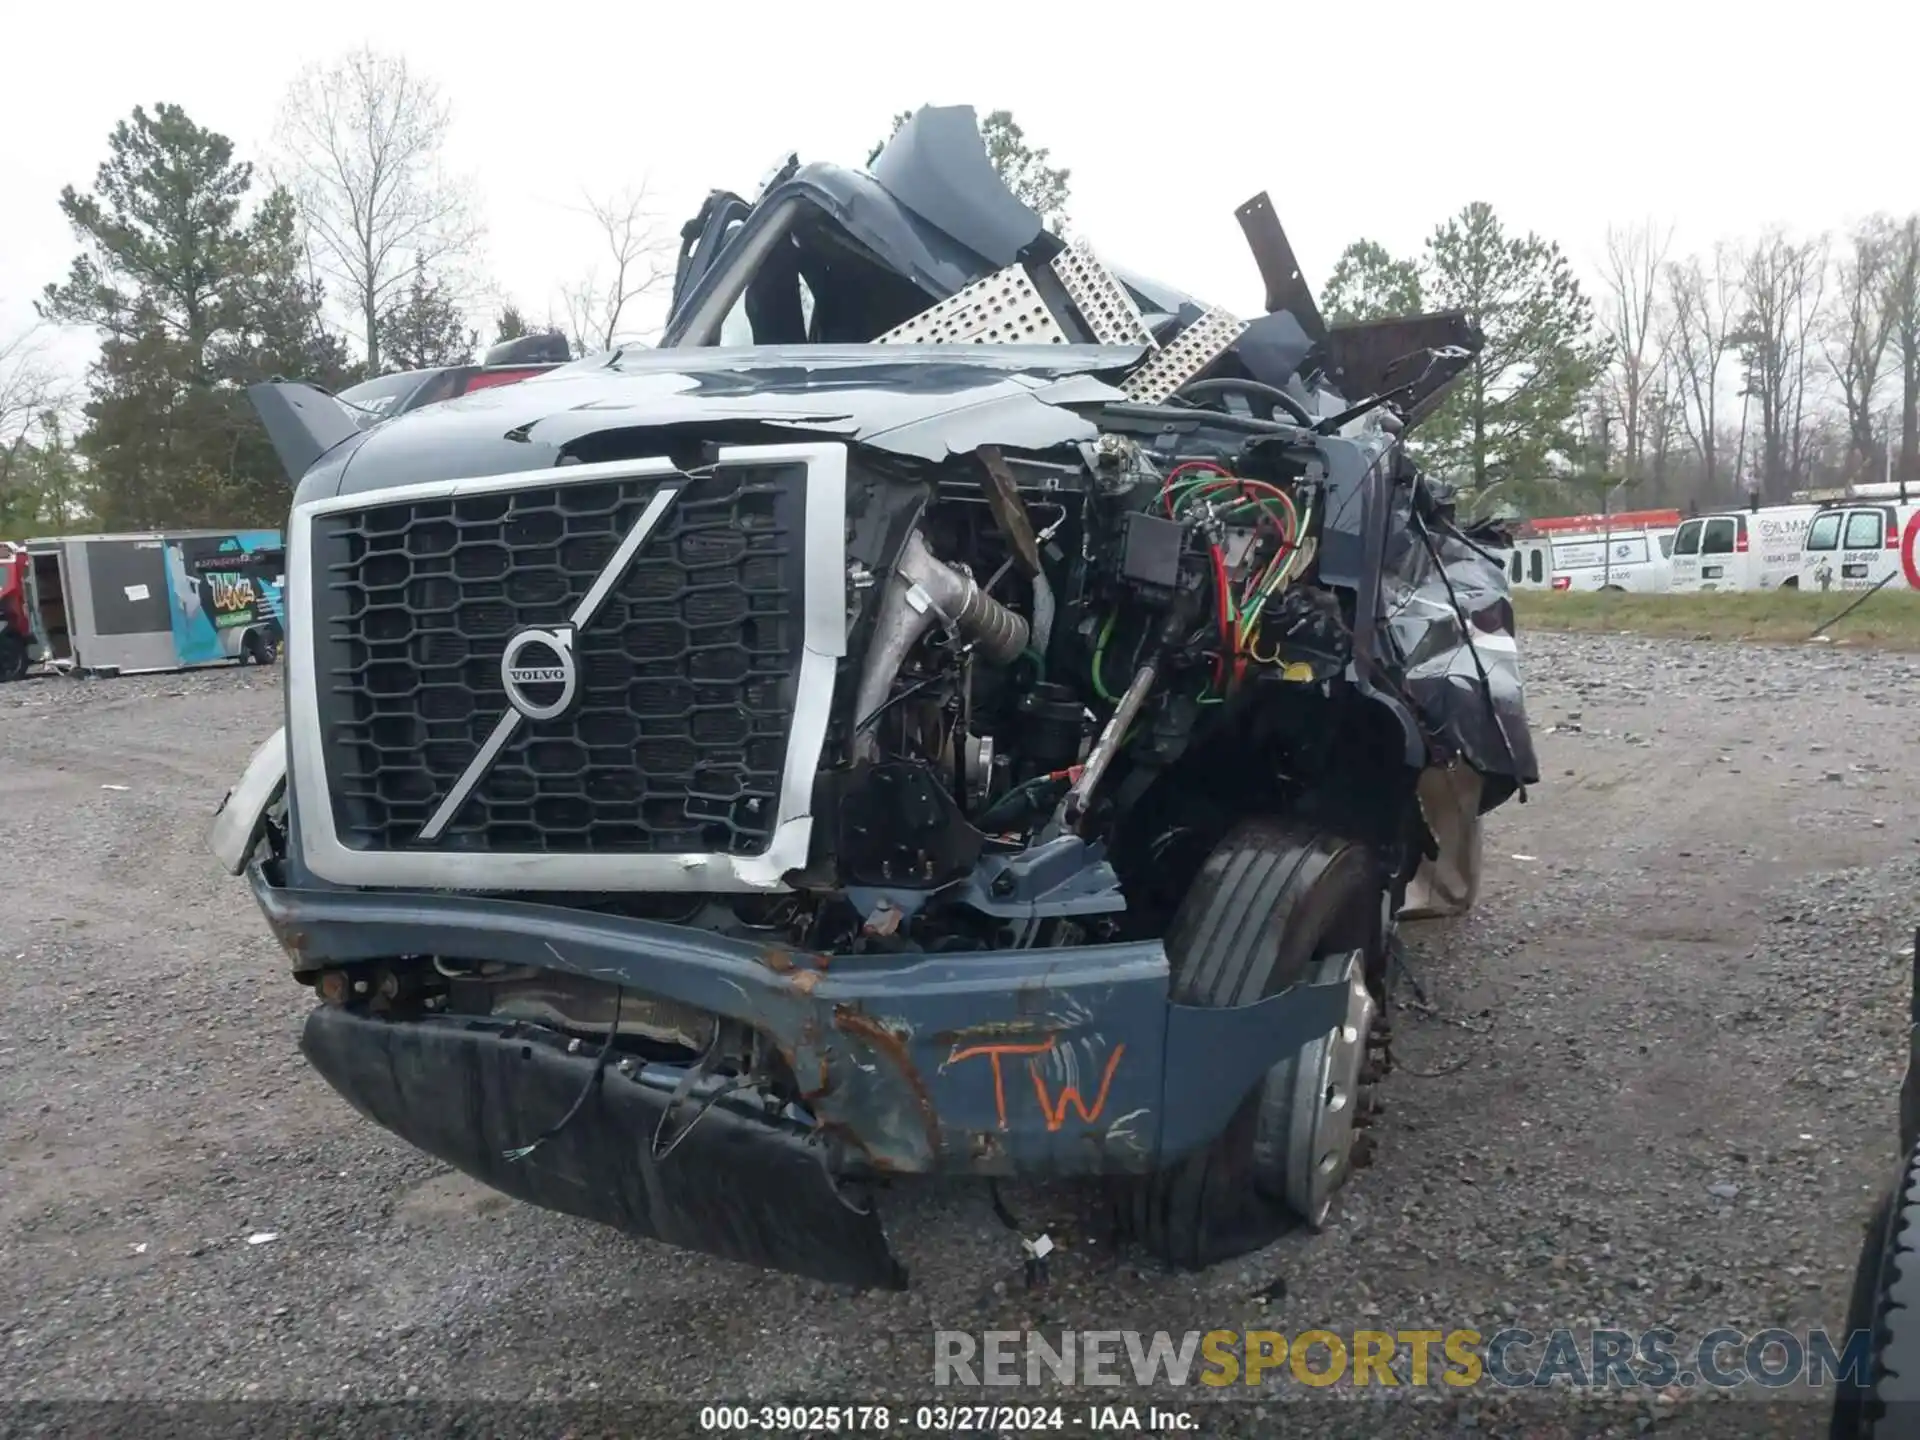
[[6, 0, 1915, 380]]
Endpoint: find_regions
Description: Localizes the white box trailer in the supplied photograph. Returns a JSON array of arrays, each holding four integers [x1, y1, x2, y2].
[[23, 529, 284, 677]]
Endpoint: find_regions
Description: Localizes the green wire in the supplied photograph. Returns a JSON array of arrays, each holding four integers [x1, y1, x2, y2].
[[1091, 612, 1119, 704]]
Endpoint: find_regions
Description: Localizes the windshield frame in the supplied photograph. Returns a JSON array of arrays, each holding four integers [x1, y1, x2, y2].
[[668, 199, 805, 348]]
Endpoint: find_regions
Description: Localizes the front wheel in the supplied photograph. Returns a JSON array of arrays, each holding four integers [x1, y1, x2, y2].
[[0, 632, 28, 683], [1118, 820, 1387, 1269], [1832, 1145, 1920, 1437]]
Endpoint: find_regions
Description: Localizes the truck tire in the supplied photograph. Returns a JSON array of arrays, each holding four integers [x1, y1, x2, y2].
[[1832, 1145, 1920, 1438], [241, 628, 276, 666], [1119, 819, 1385, 1269], [0, 633, 26, 683]]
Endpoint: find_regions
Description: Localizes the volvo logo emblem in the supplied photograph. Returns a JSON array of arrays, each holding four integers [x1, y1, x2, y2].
[[499, 626, 578, 721]]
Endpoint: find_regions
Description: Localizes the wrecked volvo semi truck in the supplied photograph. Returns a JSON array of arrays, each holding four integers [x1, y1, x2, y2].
[[210, 107, 1538, 1289]]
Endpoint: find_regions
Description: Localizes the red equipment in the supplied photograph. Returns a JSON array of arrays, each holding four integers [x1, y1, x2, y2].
[[0, 542, 35, 682], [1516, 508, 1681, 538]]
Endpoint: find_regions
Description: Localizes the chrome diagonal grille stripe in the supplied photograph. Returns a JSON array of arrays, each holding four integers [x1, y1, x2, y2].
[[416, 484, 682, 843]]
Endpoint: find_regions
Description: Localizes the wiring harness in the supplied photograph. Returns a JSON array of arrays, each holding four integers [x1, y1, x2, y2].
[[1159, 461, 1312, 694]]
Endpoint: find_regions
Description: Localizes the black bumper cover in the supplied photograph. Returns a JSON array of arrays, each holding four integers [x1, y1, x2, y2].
[[303, 1006, 906, 1290]]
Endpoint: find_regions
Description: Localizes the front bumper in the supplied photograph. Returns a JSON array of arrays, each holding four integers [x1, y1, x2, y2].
[[302, 1004, 909, 1289], [251, 865, 1348, 1283]]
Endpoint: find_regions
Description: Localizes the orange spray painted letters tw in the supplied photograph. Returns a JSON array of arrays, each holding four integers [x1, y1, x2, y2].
[[949, 1038, 1127, 1132]]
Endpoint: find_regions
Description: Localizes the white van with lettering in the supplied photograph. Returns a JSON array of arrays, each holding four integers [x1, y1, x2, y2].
[[1549, 529, 1674, 592], [1669, 505, 1818, 592], [1798, 502, 1920, 592], [1503, 508, 1682, 593]]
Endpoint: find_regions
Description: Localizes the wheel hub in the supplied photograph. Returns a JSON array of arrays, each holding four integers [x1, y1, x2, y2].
[[1251, 949, 1378, 1228]]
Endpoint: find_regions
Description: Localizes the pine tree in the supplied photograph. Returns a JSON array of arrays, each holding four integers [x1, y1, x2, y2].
[[41, 104, 348, 527], [377, 258, 473, 371]]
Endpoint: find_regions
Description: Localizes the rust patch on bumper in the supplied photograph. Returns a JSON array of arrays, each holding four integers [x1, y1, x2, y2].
[[832, 1006, 940, 1162], [265, 914, 316, 968]]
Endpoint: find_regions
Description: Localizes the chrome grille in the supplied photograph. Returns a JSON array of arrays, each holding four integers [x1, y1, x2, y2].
[[309, 464, 808, 856]]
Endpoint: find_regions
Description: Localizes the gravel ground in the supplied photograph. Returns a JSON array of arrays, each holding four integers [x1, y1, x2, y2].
[[2, 633, 1917, 1439]]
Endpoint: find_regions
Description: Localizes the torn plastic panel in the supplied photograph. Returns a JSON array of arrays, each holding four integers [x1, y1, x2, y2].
[[865, 106, 1052, 273]]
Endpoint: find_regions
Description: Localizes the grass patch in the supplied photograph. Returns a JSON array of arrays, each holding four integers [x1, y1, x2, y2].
[[1513, 587, 1920, 648]]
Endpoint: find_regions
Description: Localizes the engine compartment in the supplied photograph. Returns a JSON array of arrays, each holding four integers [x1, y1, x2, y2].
[[808, 419, 1378, 955]]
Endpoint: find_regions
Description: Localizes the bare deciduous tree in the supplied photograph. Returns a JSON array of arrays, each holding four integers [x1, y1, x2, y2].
[[0, 323, 70, 498], [1597, 219, 1673, 487], [1664, 245, 1740, 494], [557, 186, 671, 355], [1887, 216, 1920, 484], [1641, 357, 1683, 501], [273, 47, 482, 373], [1735, 229, 1827, 500], [1824, 215, 1898, 467]]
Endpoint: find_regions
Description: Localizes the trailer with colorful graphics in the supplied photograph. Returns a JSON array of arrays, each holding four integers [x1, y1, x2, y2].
[[15, 529, 284, 679]]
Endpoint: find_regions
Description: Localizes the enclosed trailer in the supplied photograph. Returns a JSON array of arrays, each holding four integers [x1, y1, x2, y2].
[[22, 529, 284, 678]]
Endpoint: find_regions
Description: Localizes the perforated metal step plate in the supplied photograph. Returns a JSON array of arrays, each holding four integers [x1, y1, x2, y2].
[[1049, 238, 1155, 349], [874, 266, 1070, 346], [1121, 306, 1250, 403]]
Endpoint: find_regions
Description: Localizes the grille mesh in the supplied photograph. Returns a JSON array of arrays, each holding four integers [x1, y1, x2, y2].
[[310, 465, 807, 855]]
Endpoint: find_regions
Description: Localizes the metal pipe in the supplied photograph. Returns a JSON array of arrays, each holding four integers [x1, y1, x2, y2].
[[896, 530, 1029, 665], [850, 530, 1031, 761], [1030, 569, 1055, 657], [1048, 658, 1158, 836]]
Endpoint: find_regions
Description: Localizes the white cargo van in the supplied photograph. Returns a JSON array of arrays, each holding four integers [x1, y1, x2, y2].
[[1503, 508, 1681, 593], [1549, 528, 1674, 592], [1669, 505, 1818, 591], [1798, 501, 1920, 592]]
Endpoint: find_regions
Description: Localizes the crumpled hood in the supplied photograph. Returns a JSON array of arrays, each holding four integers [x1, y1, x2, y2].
[[298, 344, 1147, 502]]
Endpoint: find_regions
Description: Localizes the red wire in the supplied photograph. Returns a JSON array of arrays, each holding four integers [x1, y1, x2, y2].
[[1210, 543, 1232, 687], [1163, 460, 1233, 517], [1163, 463, 1302, 692]]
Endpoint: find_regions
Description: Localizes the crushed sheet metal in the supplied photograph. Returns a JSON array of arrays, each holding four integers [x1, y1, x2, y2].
[[1121, 306, 1251, 403], [873, 265, 1070, 347], [1376, 492, 1540, 794]]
